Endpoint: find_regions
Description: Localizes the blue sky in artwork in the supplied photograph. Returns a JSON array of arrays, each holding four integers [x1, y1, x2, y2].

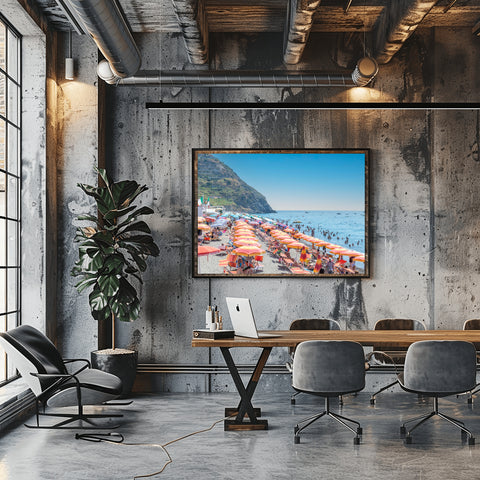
[[206, 152, 366, 211]]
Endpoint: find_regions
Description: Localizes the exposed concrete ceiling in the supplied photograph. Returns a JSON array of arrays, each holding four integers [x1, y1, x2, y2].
[[31, 0, 480, 65]]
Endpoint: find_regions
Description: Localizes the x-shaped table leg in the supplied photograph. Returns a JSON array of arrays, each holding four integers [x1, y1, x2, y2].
[[220, 346, 272, 430]]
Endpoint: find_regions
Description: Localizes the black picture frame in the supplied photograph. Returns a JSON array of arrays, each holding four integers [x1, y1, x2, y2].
[[192, 148, 369, 278]]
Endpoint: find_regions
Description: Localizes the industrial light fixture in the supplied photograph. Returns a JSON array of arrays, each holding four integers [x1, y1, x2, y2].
[[351, 57, 378, 86], [65, 30, 74, 80]]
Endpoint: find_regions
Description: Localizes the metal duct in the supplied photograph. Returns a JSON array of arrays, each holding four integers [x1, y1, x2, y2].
[[66, 0, 141, 83], [116, 70, 356, 87]]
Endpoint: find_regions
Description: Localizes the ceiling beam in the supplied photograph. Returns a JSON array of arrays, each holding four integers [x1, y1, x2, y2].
[[373, 0, 440, 64], [283, 0, 322, 64], [171, 0, 209, 64]]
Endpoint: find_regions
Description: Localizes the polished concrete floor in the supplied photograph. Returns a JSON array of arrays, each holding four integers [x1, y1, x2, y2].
[[1, 391, 480, 479]]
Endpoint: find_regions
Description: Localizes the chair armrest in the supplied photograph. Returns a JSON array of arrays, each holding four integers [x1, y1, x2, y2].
[[30, 371, 82, 398], [64, 358, 91, 369], [285, 361, 293, 373], [366, 350, 402, 376], [63, 358, 91, 376]]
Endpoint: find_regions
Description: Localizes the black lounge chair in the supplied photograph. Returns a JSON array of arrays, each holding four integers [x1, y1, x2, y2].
[[0, 325, 124, 429]]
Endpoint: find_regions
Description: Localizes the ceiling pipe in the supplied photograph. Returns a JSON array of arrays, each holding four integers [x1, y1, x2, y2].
[[65, 0, 141, 84], [113, 69, 356, 87]]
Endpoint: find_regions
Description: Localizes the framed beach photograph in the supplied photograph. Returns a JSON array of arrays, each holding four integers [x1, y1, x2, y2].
[[192, 149, 369, 278]]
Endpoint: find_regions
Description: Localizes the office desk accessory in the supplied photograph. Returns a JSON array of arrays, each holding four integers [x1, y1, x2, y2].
[[192, 330, 480, 431], [193, 329, 235, 339]]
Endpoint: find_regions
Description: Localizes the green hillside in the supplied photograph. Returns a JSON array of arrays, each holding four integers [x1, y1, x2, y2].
[[197, 154, 275, 214]]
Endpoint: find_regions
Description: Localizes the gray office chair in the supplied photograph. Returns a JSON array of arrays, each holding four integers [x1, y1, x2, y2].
[[461, 319, 480, 403], [286, 318, 341, 405], [398, 340, 477, 445], [367, 318, 426, 405], [292, 340, 366, 445], [0, 325, 124, 429]]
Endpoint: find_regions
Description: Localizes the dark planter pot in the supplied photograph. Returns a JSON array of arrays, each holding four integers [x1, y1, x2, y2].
[[91, 349, 138, 398]]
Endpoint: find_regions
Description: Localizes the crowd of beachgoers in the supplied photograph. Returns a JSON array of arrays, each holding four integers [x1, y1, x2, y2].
[[197, 213, 365, 276]]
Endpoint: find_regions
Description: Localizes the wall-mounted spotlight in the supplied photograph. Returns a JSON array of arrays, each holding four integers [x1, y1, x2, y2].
[[65, 30, 74, 80], [351, 57, 378, 87]]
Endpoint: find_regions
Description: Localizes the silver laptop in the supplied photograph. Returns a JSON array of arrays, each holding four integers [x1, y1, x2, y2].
[[226, 297, 281, 338]]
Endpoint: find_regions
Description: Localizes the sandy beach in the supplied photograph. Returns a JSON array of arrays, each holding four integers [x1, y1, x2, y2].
[[197, 219, 365, 276]]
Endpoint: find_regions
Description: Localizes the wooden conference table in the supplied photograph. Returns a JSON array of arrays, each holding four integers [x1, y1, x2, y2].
[[192, 330, 480, 431]]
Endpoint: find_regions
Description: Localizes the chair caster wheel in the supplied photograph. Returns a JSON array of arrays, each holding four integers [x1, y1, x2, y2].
[[370, 398, 375, 405], [400, 426, 406, 435], [357, 427, 363, 435], [469, 437, 475, 445], [405, 436, 412, 444], [291, 399, 296, 405], [294, 436, 300, 444], [354, 436, 360, 445]]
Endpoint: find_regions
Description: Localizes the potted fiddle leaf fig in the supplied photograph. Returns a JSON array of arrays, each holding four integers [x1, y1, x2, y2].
[[71, 168, 159, 396]]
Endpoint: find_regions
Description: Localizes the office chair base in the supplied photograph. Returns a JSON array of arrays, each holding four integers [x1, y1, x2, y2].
[[294, 397, 362, 444], [370, 379, 399, 405], [26, 410, 123, 430], [401, 397, 475, 444]]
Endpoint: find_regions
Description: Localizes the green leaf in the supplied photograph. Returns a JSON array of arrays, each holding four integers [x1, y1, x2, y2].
[[118, 220, 151, 236], [75, 277, 97, 293], [96, 168, 112, 190], [111, 180, 143, 207], [116, 206, 155, 229], [89, 288, 108, 311], [77, 214, 98, 223], [117, 277, 137, 304], [103, 205, 137, 222], [92, 231, 114, 246], [111, 295, 140, 322], [104, 255, 125, 274], [129, 252, 147, 272], [98, 274, 120, 297]]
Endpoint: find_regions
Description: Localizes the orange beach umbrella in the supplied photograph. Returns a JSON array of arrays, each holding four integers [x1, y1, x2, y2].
[[232, 246, 266, 257], [198, 245, 221, 256]]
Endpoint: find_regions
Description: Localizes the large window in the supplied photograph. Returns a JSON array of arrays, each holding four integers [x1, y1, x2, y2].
[[0, 16, 21, 386]]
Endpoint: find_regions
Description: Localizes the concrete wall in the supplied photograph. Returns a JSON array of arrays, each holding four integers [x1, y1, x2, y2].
[[55, 34, 100, 358], [56, 28, 480, 392]]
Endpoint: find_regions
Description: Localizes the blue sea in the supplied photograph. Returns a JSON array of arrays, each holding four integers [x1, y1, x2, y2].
[[256, 210, 365, 254]]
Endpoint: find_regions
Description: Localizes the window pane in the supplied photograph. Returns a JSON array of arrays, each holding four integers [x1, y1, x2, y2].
[[0, 72, 5, 117], [0, 117, 4, 171], [7, 220, 17, 266], [0, 219, 5, 266], [0, 269, 5, 314], [1, 347, 5, 382], [7, 267, 16, 312], [7, 175, 17, 219], [0, 21, 5, 71], [7, 29, 18, 82], [7, 124, 18, 176], [6, 312, 16, 330], [7, 79, 18, 125], [0, 171, 5, 218], [0, 218, 7, 267]]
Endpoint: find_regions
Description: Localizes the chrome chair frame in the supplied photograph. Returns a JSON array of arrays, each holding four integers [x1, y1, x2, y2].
[[367, 318, 426, 405]]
